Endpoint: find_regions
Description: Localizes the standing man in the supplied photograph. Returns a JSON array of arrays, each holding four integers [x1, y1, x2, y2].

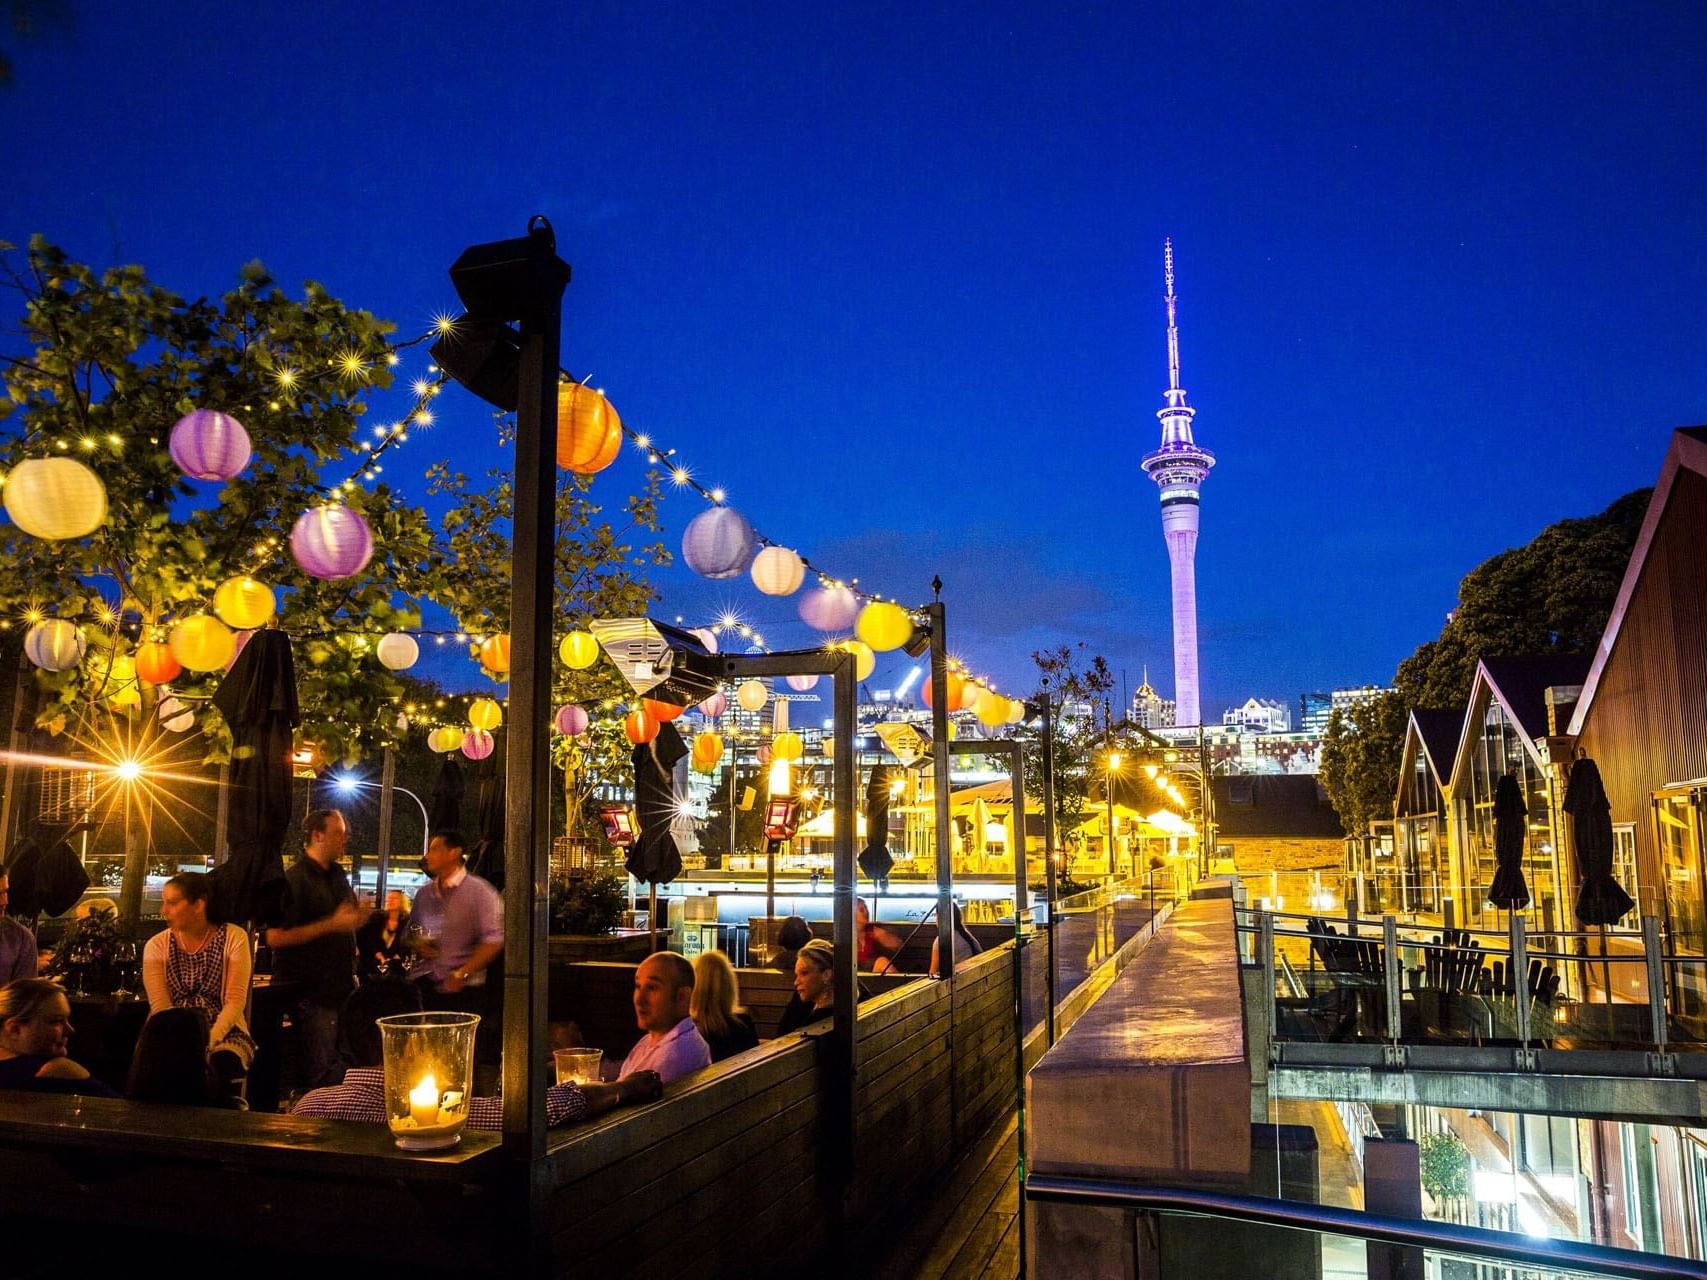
[[620, 952, 711, 1084], [266, 809, 362, 1089], [0, 873, 40, 983], [410, 829, 503, 1052]]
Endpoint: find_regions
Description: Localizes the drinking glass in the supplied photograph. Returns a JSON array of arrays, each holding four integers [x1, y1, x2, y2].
[[553, 1048, 603, 1086], [111, 939, 140, 999]]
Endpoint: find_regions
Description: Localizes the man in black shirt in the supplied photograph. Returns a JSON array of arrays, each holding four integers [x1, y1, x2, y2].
[[266, 809, 363, 1089]]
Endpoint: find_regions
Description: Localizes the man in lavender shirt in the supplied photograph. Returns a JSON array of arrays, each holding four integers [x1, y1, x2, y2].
[[410, 829, 503, 1046], [0, 874, 40, 984], [620, 952, 711, 1084]]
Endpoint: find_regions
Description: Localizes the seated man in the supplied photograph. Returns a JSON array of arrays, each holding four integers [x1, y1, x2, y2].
[[293, 983, 659, 1128], [620, 952, 712, 1083]]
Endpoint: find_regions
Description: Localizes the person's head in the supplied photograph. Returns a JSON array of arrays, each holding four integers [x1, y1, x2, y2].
[[304, 809, 348, 864], [633, 952, 695, 1036], [0, 979, 72, 1058], [126, 1007, 215, 1105], [160, 873, 212, 933], [794, 939, 835, 1007], [337, 979, 425, 1069], [855, 899, 870, 928], [383, 890, 407, 916], [690, 950, 741, 1038], [777, 916, 811, 952], [424, 829, 467, 880]]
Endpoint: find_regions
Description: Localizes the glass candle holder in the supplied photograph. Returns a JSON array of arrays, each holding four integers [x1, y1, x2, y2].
[[553, 1047, 603, 1085], [378, 1012, 480, 1151]]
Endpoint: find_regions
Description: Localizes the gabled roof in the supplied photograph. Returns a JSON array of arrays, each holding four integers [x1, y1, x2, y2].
[[1569, 427, 1707, 736], [1393, 708, 1460, 812], [1446, 653, 1592, 794], [1211, 775, 1345, 839]]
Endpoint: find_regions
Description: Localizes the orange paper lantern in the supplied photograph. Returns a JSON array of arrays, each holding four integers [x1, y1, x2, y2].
[[135, 640, 181, 685], [556, 382, 622, 475], [642, 698, 686, 722], [625, 707, 659, 744], [479, 633, 511, 674]]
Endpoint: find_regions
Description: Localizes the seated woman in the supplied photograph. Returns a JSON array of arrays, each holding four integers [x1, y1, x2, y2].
[[776, 939, 835, 1036], [126, 1007, 238, 1108], [143, 872, 256, 1094], [768, 915, 812, 974], [356, 889, 412, 981], [856, 899, 901, 973], [0, 978, 116, 1095], [691, 949, 758, 1061], [928, 901, 985, 978]]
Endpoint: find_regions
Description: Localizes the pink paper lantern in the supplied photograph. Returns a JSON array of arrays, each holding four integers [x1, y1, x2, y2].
[[290, 504, 374, 580], [224, 626, 254, 672], [555, 704, 589, 736], [698, 691, 728, 718], [786, 673, 820, 692], [681, 506, 757, 580], [462, 728, 495, 760], [169, 410, 252, 482], [799, 585, 859, 631]]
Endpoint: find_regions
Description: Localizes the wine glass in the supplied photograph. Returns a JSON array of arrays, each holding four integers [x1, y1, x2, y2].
[[111, 940, 140, 999], [64, 936, 94, 997]]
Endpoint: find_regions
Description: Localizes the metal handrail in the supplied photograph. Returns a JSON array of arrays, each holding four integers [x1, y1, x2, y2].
[[1022, 1176, 1707, 1279], [1233, 906, 1650, 947]]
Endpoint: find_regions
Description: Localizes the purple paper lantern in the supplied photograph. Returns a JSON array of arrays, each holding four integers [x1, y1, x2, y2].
[[555, 704, 589, 736], [462, 728, 495, 760], [169, 410, 252, 482], [290, 504, 374, 580], [799, 585, 859, 631], [698, 691, 728, 718], [786, 673, 820, 692], [681, 506, 757, 580]]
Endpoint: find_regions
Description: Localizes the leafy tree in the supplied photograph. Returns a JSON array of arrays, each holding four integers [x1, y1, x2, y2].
[[1319, 691, 1407, 837], [1026, 642, 1117, 847]]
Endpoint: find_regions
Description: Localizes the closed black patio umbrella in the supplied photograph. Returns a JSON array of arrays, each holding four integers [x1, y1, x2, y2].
[[858, 765, 894, 884], [207, 629, 299, 926], [629, 721, 687, 886], [468, 748, 506, 889], [429, 756, 465, 834], [1488, 772, 1531, 911], [1566, 756, 1633, 926]]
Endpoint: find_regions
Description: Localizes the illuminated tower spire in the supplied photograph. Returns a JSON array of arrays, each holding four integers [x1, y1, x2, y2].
[[1140, 238, 1215, 726]]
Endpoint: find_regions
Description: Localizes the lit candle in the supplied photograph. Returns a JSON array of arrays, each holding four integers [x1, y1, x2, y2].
[[409, 1073, 440, 1127]]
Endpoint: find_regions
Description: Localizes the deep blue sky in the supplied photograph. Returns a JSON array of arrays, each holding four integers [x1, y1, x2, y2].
[[4, 2, 1704, 713]]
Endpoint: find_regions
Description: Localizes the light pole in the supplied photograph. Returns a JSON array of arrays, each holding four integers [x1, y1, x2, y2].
[[332, 773, 430, 900]]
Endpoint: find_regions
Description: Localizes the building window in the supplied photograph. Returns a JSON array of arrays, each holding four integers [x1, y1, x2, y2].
[[1613, 823, 1640, 904]]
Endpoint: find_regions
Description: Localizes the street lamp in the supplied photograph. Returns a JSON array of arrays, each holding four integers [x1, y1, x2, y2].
[[332, 773, 431, 898], [1104, 750, 1122, 878]]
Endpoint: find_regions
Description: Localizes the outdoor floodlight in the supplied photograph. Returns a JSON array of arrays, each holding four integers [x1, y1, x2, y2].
[[587, 617, 720, 707], [431, 317, 522, 411], [599, 805, 637, 847], [901, 622, 932, 659]]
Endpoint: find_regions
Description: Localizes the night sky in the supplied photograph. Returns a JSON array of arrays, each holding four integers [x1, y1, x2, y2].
[[3, 3, 1704, 714]]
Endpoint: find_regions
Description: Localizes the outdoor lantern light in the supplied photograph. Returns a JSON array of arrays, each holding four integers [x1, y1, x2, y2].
[[135, 640, 181, 685], [750, 545, 805, 596], [855, 601, 912, 652], [158, 695, 194, 733], [641, 697, 687, 723], [600, 805, 637, 846], [2, 456, 108, 540], [681, 506, 758, 580], [213, 575, 276, 630], [587, 617, 720, 707], [169, 409, 251, 482], [559, 630, 600, 669], [467, 698, 503, 731], [377, 632, 419, 671], [624, 707, 660, 744], [786, 673, 819, 692], [764, 798, 801, 842], [478, 633, 511, 674], [555, 381, 621, 474], [103, 653, 140, 708], [692, 730, 724, 767], [428, 726, 464, 754], [875, 721, 930, 767], [290, 504, 374, 580], [23, 619, 86, 672], [378, 1012, 479, 1151], [736, 679, 768, 712], [169, 615, 236, 672], [698, 690, 728, 717], [976, 694, 1011, 727], [1004, 698, 1026, 725], [921, 670, 965, 711], [772, 731, 804, 762], [960, 683, 983, 712], [838, 640, 875, 682], [798, 585, 859, 631], [461, 728, 495, 760], [555, 704, 589, 736]]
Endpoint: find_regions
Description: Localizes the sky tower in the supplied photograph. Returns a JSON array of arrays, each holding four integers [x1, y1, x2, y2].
[[1140, 238, 1215, 727]]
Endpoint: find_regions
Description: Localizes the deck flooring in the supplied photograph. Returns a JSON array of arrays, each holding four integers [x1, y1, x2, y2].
[[873, 1109, 1022, 1280]]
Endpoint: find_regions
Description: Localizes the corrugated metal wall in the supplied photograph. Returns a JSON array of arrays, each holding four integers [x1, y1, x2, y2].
[[1577, 469, 1707, 919]]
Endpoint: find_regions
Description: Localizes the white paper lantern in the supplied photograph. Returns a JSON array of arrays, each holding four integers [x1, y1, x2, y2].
[[157, 695, 194, 733], [681, 506, 757, 580], [376, 632, 419, 671], [736, 680, 768, 712], [24, 619, 86, 672], [798, 585, 859, 631], [2, 457, 108, 541], [689, 627, 719, 655], [750, 546, 805, 596]]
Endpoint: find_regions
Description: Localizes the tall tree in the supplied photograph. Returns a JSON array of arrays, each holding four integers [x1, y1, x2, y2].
[[1026, 642, 1117, 851]]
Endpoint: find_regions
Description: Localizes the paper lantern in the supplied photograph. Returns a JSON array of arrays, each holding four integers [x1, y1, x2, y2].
[[1006, 698, 1027, 725], [376, 632, 419, 671], [559, 630, 599, 669], [750, 546, 805, 596], [681, 506, 757, 580], [756, 744, 772, 767], [736, 680, 768, 712], [213, 576, 276, 630], [856, 602, 912, 653], [625, 708, 659, 745], [977, 694, 1010, 727], [692, 731, 724, 766], [785, 673, 819, 692], [428, 726, 464, 754], [820, 736, 834, 759], [798, 585, 859, 632], [2, 457, 107, 541], [691, 756, 717, 775], [135, 640, 181, 685], [24, 619, 86, 672], [960, 683, 983, 713], [921, 670, 965, 711], [838, 640, 875, 682], [556, 382, 622, 475], [479, 634, 511, 675], [772, 731, 804, 762], [555, 704, 589, 736], [689, 627, 719, 654], [462, 728, 495, 760], [468, 697, 503, 731], [225, 627, 253, 673], [103, 654, 140, 708], [158, 695, 195, 734], [290, 504, 374, 580], [169, 409, 251, 482], [169, 615, 235, 672], [642, 698, 686, 723], [698, 690, 728, 718]]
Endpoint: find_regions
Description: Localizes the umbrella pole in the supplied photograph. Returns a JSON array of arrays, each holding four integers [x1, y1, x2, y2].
[[1602, 922, 1614, 1042], [649, 883, 658, 954]]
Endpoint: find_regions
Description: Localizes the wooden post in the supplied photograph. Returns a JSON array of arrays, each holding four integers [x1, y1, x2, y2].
[[0, 666, 29, 860], [1038, 686, 1059, 1045]]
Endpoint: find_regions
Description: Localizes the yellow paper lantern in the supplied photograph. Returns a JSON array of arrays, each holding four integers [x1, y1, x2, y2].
[[855, 602, 912, 653], [556, 382, 622, 475], [559, 630, 599, 669], [772, 731, 804, 762], [976, 693, 1010, 727], [479, 633, 511, 675], [213, 575, 276, 630], [2, 457, 108, 540], [468, 697, 503, 731], [1006, 698, 1027, 725], [427, 726, 465, 754], [103, 654, 140, 708], [692, 731, 724, 767], [169, 615, 236, 672], [750, 546, 805, 596], [736, 680, 768, 712], [838, 640, 875, 682], [821, 735, 834, 759]]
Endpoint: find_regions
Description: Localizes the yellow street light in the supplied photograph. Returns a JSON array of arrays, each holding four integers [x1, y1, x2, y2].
[[1106, 752, 1123, 771]]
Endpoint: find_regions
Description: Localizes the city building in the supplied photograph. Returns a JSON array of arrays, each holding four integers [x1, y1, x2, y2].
[[1129, 669, 1176, 729], [1223, 696, 1291, 734], [1139, 237, 1215, 727], [1390, 707, 1460, 915], [1299, 691, 1332, 735], [1330, 683, 1393, 720]]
